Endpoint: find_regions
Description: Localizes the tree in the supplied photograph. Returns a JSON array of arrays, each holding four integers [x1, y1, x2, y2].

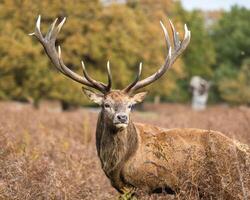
[[216, 58, 250, 104], [0, 0, 102, 106], [212, 6, 250, 104], [181, 10, 215, 78]]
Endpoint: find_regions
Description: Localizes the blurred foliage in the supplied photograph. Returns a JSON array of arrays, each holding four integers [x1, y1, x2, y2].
[[0, 1, 249, 106], [215, 58, 250, 104], [213, 6, 250, 104], [181, 11, 215, 78]]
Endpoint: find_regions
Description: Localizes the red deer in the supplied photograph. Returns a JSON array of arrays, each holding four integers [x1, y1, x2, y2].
[[30, 16, 250, 199]]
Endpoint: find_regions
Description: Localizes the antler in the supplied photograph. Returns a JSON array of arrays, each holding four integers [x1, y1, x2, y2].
[[123, 19, 191, 93], [29, 15, 112, 94]]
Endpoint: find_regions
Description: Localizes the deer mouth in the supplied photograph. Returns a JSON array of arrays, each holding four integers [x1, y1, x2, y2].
[[114, 122, 128, 129]]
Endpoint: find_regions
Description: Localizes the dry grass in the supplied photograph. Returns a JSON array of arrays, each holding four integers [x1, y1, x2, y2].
[[0, 101, 249, 200]]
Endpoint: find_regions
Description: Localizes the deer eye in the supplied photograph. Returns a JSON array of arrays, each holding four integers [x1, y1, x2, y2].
[[104, 103, 111, 109], [128, 104, 132, 109]]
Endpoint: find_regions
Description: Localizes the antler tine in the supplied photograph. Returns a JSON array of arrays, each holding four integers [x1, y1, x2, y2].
[[29, 15, 43, 40], [57, 46, 96, 87], [123, 62, 142, 93], [160, 21, 171, 49], [30, 15, 111, 93], [128, 48, 172, 93], [181, 24, 191, 52], [80, 60, 107, 90], [45, 18, 58, 40], [169, 19, 181, 50], [124, 19, 191, 93], [53, 17, 66, 40], [170, 23, 191, 61], [106, 61, 112, 92]]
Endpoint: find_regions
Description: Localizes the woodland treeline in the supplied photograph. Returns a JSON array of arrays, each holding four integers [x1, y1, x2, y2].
[[0, 0, 249, 106]]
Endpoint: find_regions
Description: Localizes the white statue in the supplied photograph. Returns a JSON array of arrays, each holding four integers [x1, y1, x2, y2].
[[190, 76, 211, 111]]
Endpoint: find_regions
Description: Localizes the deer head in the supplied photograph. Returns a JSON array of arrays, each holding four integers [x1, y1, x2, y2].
[[30, 16, 190, 129], [83, 89, 147, 129]]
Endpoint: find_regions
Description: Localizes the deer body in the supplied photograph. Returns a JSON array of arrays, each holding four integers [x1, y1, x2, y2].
[[31, 16, 250, 197], [96, 96, 249, 194]]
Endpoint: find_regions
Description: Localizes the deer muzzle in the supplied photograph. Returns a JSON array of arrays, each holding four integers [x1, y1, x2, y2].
[[113, 113, 129, 128]]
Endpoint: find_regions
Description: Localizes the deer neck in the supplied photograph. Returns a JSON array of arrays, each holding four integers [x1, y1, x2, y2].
[[96, 111, 138, 178]]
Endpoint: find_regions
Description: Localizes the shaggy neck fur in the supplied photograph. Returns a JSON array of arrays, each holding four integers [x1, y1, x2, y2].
[[95, 110, 138, 190]]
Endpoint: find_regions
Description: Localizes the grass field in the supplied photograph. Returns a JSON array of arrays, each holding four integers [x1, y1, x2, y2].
[[0, 101, 249, 200]]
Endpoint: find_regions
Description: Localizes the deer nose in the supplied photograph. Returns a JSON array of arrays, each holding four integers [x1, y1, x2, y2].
[[117, 114, 128, 123]]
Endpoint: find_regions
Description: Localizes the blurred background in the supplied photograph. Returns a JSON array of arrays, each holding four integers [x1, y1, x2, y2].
[[0, 0, 249, 108]]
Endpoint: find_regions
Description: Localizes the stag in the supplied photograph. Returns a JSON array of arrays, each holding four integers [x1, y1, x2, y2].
[[30, 16, 249, 198]]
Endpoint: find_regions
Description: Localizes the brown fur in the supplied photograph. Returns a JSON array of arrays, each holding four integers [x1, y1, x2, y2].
[[95, 91, 250, 199], [96, 111, 138, 192]]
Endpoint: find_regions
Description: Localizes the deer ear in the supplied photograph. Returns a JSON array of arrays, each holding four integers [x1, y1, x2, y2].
[[131, 92, 148, 104], [82, 88, 103, 105]]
